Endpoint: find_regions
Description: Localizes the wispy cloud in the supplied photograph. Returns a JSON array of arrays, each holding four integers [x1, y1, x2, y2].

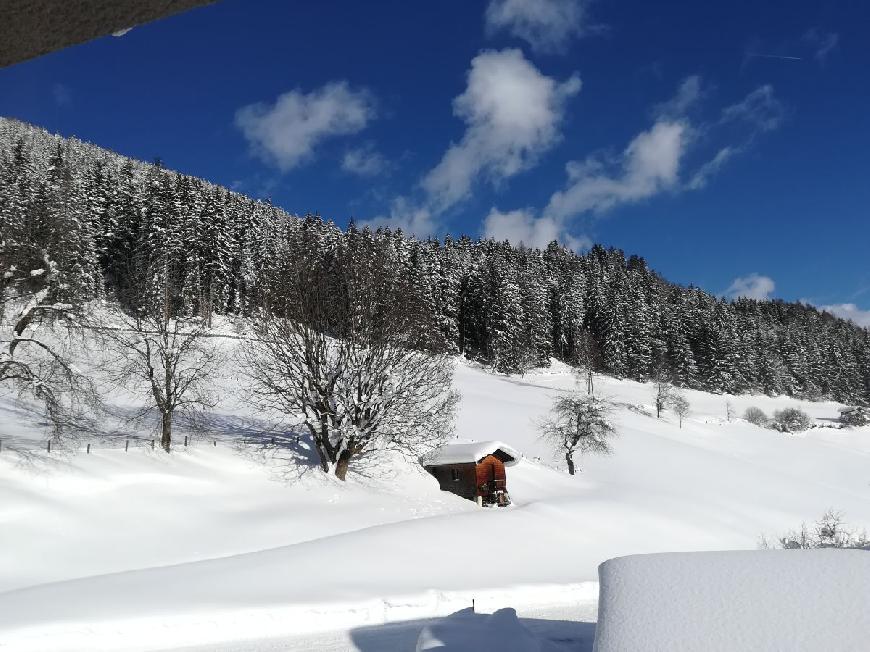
[[652, 75, 704, 120], [804, 29, 839, 63], [720, 85, 784, 133], [483, 207, 590, 250], [545, 120, 688, 221], [725, 274, 776, 300], [687, 146, 736, 190], [359, 197, 438, 237], [235, 82, 376, 171], [341, 143, 389, 177], [482, 76, 786, 250], [816, 303, 870, 328], [52, 83, 72, 107], [484, 0, 594, 54]]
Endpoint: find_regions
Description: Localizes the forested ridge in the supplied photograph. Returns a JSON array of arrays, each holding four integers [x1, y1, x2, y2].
[[2, 116, 868, 404]]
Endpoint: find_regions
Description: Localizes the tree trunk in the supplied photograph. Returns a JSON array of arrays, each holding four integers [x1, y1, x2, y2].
[[334, 449, 352, 481], [566, 452, 575, 475], [161, 411, 172, 452]]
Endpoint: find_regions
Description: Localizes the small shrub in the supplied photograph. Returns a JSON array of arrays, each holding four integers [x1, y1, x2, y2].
[[761, 510, 870, 550], [839, 406, 870, 428], [772, 407, 811, 433], [744, 406, 769, 427]]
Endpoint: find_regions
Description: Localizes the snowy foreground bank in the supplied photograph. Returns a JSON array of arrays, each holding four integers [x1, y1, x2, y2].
[[595, 550, 870, 652], [2, 357, 870, 650]]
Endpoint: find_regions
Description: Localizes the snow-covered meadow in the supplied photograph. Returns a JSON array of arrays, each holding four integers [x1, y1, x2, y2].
[[2, 340, 870, 651]]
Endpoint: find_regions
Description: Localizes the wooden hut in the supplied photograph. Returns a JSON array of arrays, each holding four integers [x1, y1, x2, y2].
[[423, 441, 520, 506]]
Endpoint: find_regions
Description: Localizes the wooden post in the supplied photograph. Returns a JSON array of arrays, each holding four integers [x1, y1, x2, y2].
[[0, 439, 3, 453], [125, 439, 129, 452], [151, 439, 155, 450], [271, 436, 276, 445], [213, 440, 216, 447], [47, 440, 51, 453], [184, 436, 188, 447], [87, 443, 91, 454], [472, 598, 475, 612]]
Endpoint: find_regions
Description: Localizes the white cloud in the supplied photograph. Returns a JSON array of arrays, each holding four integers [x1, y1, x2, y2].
[[817, 303, 870, 328], [359, 197, 438, 238], [483, 208, 559, 248], [545, 120, 688, 220], [341, 144, 388, 177], [687, 146, 737, 190], [721, 85, 784, 133], [725, 274, 776, 300], [422, 49, 581, 213], [471, 78, 785, 250], [235, 82, 376, 171], [484, 0, 591, 53], [483, 207, 590, 250], [804, 29, 839, 63], [653, 75, 703, 119]]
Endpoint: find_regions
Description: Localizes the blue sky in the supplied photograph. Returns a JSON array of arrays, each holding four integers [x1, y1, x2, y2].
[[1, 0, 868, 324]]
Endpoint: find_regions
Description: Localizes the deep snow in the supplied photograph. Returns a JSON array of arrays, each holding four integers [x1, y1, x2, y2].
[[594, 549, 870, 651], [2, 345, 870, 651]]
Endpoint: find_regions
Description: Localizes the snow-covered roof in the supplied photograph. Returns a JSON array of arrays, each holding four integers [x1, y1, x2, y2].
[[423, 441, 521, 467]]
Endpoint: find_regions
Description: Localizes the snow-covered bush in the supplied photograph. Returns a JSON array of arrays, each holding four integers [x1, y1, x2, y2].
[[744, 406, 769, 427], [761, 510, 870, 550], [839, 406, 870, 428], [771, 407, 811, 433]]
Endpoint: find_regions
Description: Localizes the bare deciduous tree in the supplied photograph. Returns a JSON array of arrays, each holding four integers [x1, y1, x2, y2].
[[245, 225, 459, 480], [104, 260, 221, 452], [653, 377, 672, 419], [540, 393, 616, 475], [726, 401, 736, 422], [574, 331, 601, 396], [1, 245, 98, 439], [670, 392, 690, 428]]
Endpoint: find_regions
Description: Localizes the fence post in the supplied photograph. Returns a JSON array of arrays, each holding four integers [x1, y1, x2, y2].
[[47, 440, 51, 453], [125, 439, 129, 452], [271, 436, 276, 445], [87, 443, 91, 454], [213, 440, 216, 447], [184, 436, 188, 447]]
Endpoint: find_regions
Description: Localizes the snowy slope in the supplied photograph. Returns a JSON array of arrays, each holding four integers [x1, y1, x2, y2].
[[2, 350, 869, 651]]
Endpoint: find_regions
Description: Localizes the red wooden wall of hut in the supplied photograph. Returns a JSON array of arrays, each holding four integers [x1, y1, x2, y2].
[[475, 454, 507, 496]]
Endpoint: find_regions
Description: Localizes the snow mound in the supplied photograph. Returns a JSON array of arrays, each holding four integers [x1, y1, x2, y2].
[[423, 440, 522, 467], [417, 608, 561, 652], [594, 549, 870, 652]]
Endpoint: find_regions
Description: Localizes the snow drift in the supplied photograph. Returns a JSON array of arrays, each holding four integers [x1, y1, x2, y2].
[[593, 549, 870, 652]]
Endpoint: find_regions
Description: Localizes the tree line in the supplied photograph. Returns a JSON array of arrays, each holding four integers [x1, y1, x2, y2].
[[3, 116, 869, 406]]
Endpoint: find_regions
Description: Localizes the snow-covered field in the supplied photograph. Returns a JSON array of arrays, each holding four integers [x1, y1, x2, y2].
[[2, 340, 870, 651]]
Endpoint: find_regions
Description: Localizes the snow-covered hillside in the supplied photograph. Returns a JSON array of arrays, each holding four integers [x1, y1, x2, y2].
[[2, 350, 869, 651]]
